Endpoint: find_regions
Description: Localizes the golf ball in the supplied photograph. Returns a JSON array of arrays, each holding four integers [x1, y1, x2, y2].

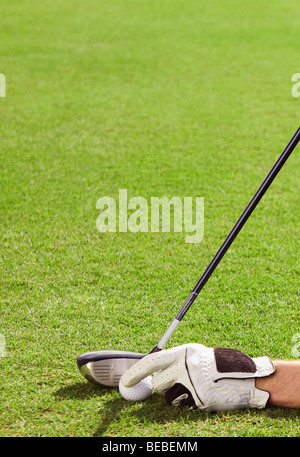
[[119, 376, 153, 402]]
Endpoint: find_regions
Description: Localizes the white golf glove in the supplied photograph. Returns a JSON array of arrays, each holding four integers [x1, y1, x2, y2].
[[120, 344, 275, 412]]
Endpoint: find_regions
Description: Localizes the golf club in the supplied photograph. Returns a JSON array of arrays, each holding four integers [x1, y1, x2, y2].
[[77, 127, 300, 387]]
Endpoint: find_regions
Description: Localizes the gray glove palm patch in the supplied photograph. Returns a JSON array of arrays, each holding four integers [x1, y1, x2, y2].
[[214, 348, 256, 374]]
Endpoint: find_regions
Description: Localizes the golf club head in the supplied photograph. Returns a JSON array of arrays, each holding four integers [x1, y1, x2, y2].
[[77, 350, 146, 388]]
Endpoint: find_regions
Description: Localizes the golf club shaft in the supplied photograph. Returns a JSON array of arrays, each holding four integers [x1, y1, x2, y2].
[[151, 127, 300, 353]]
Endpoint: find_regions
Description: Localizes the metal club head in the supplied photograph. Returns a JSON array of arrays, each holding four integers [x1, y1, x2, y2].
[[77, 350, 146, 388]]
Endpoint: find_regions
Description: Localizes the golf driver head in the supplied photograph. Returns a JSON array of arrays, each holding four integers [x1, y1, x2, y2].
[[77, 350, 146, 388]]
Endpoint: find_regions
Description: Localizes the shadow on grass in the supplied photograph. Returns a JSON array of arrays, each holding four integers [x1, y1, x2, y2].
[[54, 383, 208, 435], [54, 381, 110, 400], [93, 394, 205, 437]]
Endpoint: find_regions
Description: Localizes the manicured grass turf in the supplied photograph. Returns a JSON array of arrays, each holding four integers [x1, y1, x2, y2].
[[0, 0, 300, 437]]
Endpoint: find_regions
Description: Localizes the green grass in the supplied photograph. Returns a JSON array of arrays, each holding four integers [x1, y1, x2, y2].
[[0, 0, 300, 437]]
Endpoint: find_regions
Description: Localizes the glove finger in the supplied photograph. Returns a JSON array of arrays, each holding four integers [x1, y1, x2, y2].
[[151, 360, 180, 392], [121, 350, 176, 388]]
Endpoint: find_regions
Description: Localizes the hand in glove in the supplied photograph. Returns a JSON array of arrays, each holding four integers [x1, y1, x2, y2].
[[120, 343, 275, 412]]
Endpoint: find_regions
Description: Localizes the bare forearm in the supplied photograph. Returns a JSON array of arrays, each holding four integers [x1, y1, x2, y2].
[[256, 360, 300, 408]]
